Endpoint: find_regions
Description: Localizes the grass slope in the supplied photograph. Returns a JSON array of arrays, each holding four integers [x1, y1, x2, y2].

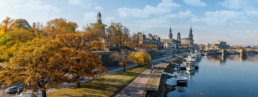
[[48, 65, 149, 97]]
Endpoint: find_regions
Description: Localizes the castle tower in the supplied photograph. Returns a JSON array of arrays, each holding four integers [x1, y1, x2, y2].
[[189, 26, 193, 40], [177, 32, 181, 41], [97, 12, 102, 24], [169, 26, 173, 41]]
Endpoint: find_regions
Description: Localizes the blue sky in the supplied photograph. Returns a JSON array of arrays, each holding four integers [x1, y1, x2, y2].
[[0, 0, 258, 46]]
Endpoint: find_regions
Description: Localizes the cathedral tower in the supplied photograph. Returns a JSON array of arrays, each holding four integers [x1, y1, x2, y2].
[[189, 26, 193, 40], [177, 32, 181, 41], [169, 26, 173, 41], [97, 12, 102, 24]]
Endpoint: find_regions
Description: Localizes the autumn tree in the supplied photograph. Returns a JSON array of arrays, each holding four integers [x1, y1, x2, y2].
[[0, 17, 16, 37], [106, 22, 130, 47], [55, 33, 107, 88], [110, 50, 130, 72], [0, 32, 107, 97], [128, 51, 152, 66], [0, 38, 65, 97], [91, 40, 104, 50], [85, 23, 106, 41], [0, 28, 35, 61], [132, 33, 141, 49], [44, 18, 78, 36]]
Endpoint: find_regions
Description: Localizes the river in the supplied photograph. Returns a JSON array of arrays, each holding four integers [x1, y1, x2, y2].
[[166, 54, 258, 97]]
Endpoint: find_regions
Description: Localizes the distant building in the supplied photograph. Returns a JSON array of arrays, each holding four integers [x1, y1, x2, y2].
[[177, 32, 181, 41], [97, 12, 102, 24], [133, 32, 163, 49], [169, 26, 173, 41], [163, 26, 194, 49], [15, 19, 31, 29], [206, 41, 229, 50], [180, 27, 194, 48]]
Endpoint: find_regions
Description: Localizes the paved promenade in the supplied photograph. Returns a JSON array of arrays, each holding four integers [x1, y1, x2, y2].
[[115, 62, 167, 97]]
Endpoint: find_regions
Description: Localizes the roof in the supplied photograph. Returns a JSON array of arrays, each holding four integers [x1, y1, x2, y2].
[[215, 40, 226, 42]]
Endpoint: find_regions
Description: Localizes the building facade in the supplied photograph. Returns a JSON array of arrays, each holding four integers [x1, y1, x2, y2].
[[133, 32, 163, 49], [163, 26, 195, 49], [180, 27, 194, 48], [206, 41, 229, 50]]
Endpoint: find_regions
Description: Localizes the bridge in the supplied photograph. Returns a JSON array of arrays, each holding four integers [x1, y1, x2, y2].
[[203, 48, 258, 56]]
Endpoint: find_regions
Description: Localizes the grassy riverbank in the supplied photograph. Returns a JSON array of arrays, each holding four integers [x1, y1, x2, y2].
[[48, 65, 150, 97]]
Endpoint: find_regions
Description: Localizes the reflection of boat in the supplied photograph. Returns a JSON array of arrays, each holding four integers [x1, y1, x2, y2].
[[177, 86, 185, 92], [186, 70, 195, 75], [195, 63, 199, 69]]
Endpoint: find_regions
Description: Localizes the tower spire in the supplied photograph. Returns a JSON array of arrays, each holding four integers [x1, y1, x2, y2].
[[97, 12, 102, 24], [177, 32, 181, 41], [189, 26, 193, 40], [169, 26, 173, 41]]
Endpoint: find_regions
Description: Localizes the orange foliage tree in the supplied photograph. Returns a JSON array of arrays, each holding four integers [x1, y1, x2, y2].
[[0, 32, 107, 97], [0, 17, 16, 37], [128, 51, 152, 66]]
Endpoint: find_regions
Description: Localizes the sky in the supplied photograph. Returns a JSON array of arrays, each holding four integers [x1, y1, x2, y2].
[[0, 0, 258, 46]]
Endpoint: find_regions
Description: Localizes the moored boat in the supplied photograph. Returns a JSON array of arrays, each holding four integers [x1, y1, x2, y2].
[[176, 74, 188, 83], [185, 62, 195, 71]]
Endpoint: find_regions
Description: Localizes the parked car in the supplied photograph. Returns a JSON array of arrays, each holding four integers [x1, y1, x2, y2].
[[6, 86, 23, 94]]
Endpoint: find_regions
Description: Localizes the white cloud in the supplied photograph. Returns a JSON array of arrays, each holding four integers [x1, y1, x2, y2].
[[220, 0, 257, 10], [136, 10, 192, 25], [117, 0, 180, 18], [245, 10, 258, 17], [83, 12, 97, 24], [191, 10, 246, 26], [220, 0, 258, 17], [94, 6, 103, 11], [126, 10, 192, 33], [0, 0, 61, 24], [68, 0, 94, 9], [183, 0, 207, 7]]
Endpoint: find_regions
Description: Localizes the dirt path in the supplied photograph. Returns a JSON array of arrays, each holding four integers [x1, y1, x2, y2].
[[115, 62, 166, 97]]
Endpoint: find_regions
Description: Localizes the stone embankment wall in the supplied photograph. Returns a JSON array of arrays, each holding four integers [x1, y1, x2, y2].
[[95, 49, 175, 67]]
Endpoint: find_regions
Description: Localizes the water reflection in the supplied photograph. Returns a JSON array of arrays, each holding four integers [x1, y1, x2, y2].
[[206, 54, 258, 65], [166, 54, 258, 97]]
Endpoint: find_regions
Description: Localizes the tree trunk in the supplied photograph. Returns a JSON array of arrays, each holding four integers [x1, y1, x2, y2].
[[42, 90, 46, 97], [76, 78, 81, 88], [123, 65, 126, 72]]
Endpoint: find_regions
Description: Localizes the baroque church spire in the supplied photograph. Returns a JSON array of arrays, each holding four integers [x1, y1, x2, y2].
[[177, 32, 181, 41], [189, 26, 193, 40], [169, 26, 173, 41], [97, 12, 102, 24]]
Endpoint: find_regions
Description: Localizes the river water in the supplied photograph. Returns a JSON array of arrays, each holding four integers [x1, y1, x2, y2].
[[166, 54, 258, 97]]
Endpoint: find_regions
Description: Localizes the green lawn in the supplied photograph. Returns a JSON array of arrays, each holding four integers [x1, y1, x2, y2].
[[48, 65, 149, 97]]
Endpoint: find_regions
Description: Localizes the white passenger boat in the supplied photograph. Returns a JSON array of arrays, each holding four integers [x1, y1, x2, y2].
[[186, 55, 196, 64], [185, 55, 196, 71], [185, 62, 195, 71]]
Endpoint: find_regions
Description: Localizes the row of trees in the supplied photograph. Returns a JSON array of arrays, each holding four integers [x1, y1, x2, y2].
[[0, 17, 152, 97], [110, 50, 152, 72]]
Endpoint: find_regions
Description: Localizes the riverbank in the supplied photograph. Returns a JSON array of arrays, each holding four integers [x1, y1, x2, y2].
[[158, 57, 185, 97]]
